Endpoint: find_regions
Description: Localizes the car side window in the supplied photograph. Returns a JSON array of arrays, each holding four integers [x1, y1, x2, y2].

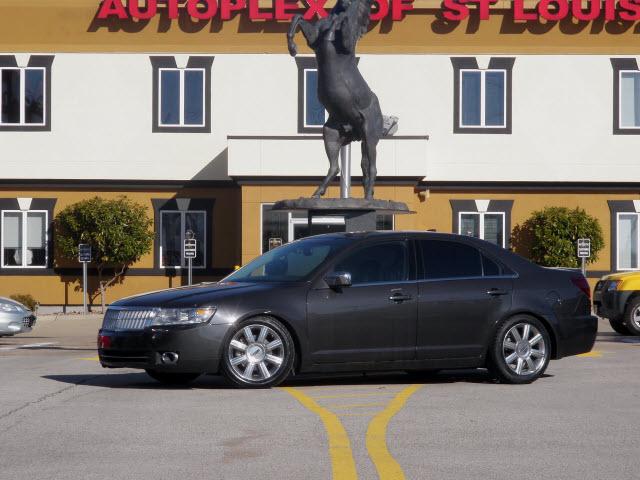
[[481, 254, 502, 276], [420, 240, 482, 279], [333, 242, 408, 285]]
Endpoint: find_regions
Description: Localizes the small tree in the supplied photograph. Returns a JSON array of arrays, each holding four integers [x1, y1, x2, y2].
[[56, 196, 154, 309], [512, 206, 604, 268]]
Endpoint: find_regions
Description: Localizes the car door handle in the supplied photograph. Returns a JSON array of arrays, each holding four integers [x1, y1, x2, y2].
[[487, 288, 508, 296], [389, 293, 413, 302]]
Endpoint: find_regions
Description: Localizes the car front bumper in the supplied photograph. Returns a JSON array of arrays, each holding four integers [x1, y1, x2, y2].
[[593, 288, 633, 321], [98, 322, 233, 373], [0, 311, 36, 336]]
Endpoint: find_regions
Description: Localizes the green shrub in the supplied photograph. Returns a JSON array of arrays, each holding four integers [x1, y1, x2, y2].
[[511, 207, 604, 267], [10, 294, 38, 311]]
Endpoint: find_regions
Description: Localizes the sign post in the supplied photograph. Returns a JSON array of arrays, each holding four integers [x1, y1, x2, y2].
[[577, 238, 591, 276], [184, 230, 197, 286], [78, 244, 92, 314]]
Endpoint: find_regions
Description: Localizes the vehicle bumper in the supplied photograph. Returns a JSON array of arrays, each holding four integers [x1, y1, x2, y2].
[[0, 312, 36, 335], [98, 322, 233, 373], [593, 290, 633, 321], [555, 314, 598, 358]]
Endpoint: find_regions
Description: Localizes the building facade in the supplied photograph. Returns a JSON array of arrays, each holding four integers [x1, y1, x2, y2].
[[2, 1, 640, 308]]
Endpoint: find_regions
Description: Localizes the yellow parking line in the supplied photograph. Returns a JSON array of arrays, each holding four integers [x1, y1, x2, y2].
[[327, 402, 387, 409], [79, 356, 100, 361], [314, 391, 398, 400], [281, 387, 358, 480], [577, 350, 602, 358], [338, 412, 377, 417], [366, 384, 422, 480]]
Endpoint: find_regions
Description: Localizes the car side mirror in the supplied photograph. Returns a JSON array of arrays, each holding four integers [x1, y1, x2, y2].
[[324, 272, 352, 289]]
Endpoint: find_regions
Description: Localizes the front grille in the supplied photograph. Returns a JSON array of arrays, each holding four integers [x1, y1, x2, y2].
[[102, 308, 156, 331], [22, 316, 35, 328]]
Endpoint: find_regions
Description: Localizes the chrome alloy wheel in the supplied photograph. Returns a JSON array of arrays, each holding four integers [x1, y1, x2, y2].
[[227, 324, 285, 382], [632, 306, 640, 329], [502, 322, 547, 376]]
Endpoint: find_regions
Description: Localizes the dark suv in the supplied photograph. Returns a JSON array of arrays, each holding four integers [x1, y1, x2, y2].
[[98, 232, 597, 387]]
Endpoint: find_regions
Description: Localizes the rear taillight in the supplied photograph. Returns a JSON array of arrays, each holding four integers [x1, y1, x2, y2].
[[97, 334, 111, 349], [571, 276, 591, 299]]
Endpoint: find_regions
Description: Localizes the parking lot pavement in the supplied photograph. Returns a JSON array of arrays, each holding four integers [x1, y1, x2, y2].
[[1, 317, 639, 480]]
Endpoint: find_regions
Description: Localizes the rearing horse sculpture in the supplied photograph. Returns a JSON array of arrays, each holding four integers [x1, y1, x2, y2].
[[287, 0, 393, 200]]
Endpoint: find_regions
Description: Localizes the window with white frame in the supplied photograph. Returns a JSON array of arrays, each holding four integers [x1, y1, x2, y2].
[[303, 69, 326, 128], [459, 212, 505, 247], [0, 67, 46, 126], [619, 71, 640, 129], [1, 210, 47, 268], [617, 213, 639, 270], [459, 69, 506, 128], [158, 68, 205, 127], [160, 211, 206, 268]]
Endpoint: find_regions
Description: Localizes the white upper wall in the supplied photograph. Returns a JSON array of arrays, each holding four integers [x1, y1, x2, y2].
[[0, 53, 638, 182]]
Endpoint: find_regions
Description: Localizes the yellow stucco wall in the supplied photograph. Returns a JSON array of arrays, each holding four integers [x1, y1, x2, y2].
[[0, 186, 241, 306]]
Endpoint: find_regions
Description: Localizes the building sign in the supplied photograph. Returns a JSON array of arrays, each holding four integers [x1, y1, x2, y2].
[[97, 0, 640, 23]]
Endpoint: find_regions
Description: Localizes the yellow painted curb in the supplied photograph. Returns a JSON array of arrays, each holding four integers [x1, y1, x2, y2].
[[79, 356, 100, 361], [366, 384, 422, 480], [281, 387, 358, 480], [577, 350, 602, 358]]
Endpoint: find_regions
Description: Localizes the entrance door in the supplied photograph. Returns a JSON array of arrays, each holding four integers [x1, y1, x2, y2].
[[307, 240, 417, 364]]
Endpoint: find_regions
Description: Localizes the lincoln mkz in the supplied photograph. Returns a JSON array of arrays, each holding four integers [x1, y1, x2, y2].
[[98, 232, 597, 387]]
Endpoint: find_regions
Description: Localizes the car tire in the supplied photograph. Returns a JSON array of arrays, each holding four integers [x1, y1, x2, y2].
[[222, 316, 295, 389], [489, 315, 551, 384], [609, 318, 631, 336], [145, 370, 201, 385], [622, 297, 640, 336]]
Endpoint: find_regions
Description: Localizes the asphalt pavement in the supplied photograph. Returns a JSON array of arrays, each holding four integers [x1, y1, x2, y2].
[[0, 314, 638, 480]]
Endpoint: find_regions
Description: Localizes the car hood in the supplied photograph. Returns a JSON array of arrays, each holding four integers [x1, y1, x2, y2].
[[110, 281, 289, 308], [601, 271, 640, 281]]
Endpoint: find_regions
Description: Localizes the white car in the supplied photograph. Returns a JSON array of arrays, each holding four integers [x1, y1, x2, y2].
[[0, 297, 36, 336]]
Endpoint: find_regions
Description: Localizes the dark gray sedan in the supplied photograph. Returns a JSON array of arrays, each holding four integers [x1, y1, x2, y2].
[[98, 232, 597, 387]]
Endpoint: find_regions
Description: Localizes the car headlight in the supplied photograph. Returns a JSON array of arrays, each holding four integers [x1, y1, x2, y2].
[[607, 281, 620, 291], [0, 301, 25, 313], [149, 307, 216, 326]]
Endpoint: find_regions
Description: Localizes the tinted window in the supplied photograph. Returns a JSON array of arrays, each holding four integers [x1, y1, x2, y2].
[[420, 240, 482, 279], [482, 254, 501, 276], [334, 242, 407, 285], [226, 237, 350, 282]]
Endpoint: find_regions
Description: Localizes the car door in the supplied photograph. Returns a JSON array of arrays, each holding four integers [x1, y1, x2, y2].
[[416, 239, 513, 359], [307, 239, 417, 364]]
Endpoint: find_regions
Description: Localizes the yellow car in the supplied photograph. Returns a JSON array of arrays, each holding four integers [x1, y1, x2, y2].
[[593, 272, 640, 336]]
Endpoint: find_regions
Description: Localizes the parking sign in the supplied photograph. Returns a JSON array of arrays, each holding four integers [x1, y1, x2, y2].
[[577, 238, 591, 258], [184, 239, 197, 259], [78, 244, 92, 263]]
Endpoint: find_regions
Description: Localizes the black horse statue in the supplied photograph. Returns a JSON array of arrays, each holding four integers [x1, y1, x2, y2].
[[287, 0, 395, 200]]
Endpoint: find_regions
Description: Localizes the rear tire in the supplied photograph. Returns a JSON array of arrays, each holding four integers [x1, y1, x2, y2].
[[609, 318, 631, 335], [622, 298, 640, 336], [222, 316, 295, 388], [489, 315, 551, 384], [145, 370, 201, 385]]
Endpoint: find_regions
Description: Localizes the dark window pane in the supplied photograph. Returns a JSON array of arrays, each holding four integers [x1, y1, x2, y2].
[[305, 70, 325, 126], [461, 71, 481, 126], [160, 70, 180, 125], [485, 71, 505, 126], [482, 254, 501, 276], [376, 214, 393, 231], [262, 205, 289, 253], [483, 213, 504, 246], [161, 212, 182, 267], [2, 212, 22, 266], [420, 240, 482, 279], [460, 214, 480, 238], [334, 242, 407, 285], [184, 70, 204, 126], [2, 69, 21, 124], [185, 211, 206, 267], [25, 69, 44, 124]]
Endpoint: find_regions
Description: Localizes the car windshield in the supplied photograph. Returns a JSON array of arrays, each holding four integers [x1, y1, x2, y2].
[[224, 236, 351, 283]]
